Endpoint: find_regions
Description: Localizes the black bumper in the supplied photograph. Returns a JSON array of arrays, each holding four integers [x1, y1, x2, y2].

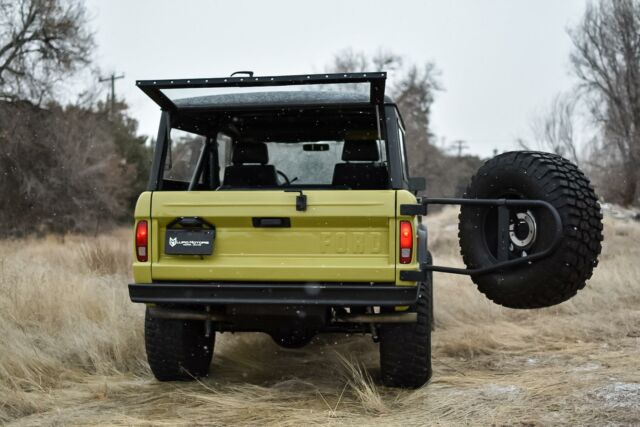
[[128, 282, 418, 306]]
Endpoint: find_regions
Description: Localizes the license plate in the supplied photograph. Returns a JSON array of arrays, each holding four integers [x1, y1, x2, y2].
[[165, 229, 215, 255]]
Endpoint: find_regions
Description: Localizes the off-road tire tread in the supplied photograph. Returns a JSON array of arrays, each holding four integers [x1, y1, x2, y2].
[[145, 308, 214, 381], [379, 280, 432, 388], [458, 151, 603, 309]]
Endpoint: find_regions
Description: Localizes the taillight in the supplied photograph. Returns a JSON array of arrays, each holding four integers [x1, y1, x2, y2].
[[135, 220, 148, 262], [399, 221, 413, 264]]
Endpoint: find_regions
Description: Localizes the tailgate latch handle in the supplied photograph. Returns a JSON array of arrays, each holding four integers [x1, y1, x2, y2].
[[284, 189, 307, 212]]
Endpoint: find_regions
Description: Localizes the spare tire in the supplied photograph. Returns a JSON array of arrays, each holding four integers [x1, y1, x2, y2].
[[458, 151, 603, 309]]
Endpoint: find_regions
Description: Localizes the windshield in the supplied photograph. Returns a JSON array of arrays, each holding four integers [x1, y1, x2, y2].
[[267, 141, 344, 185]]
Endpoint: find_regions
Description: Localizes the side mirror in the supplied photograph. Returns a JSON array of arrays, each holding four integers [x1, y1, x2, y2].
[[408, 177, 426, 193]]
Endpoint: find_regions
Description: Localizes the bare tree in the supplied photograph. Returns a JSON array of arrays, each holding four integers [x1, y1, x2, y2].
[[330, 48, 404, 74], [518, 92, 581, 165], [0, 101, 133, 236], [325, 49, 474, 196], [325, 49, 484, 198], [0, 0, 93, 103], [569, 0, 640, 206]]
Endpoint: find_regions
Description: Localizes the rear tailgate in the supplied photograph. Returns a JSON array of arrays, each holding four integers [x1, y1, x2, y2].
[[150, 190, 396, 282]]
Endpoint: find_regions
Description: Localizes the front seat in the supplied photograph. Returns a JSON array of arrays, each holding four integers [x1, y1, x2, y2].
[[332, 140, 389, 189], [223, 142, 278, 187]]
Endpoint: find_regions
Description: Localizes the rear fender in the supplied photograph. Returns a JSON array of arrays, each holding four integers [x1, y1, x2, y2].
[[133, 192, 152, 283]]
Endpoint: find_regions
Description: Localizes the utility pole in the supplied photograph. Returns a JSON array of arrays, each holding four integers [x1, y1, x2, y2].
[[451, 139, 468, 157], [99, 72, 125, 117]]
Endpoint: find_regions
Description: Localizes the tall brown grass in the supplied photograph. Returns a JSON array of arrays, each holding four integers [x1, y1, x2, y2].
[[1, 209, 639, 425]]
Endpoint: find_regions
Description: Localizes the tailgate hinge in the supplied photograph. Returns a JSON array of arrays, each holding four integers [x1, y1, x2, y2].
[[400, 201, 427, 216]]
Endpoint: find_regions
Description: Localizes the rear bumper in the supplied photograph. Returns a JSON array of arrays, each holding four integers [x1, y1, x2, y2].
[[128, 282, 418, 306]]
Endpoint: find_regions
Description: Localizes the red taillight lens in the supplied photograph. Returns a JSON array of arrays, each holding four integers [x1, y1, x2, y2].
[[399, 221, 413, 264], [135, 220, 148, 262]]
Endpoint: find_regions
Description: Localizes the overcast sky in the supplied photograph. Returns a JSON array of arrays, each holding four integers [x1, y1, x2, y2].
[[84, 0, 586, 157]]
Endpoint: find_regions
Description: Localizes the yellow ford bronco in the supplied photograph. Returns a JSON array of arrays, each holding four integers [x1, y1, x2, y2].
[[129, 72, 603, 388]]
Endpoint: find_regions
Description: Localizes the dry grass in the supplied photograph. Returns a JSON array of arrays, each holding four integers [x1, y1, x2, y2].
[[1, 209, 639, 426]]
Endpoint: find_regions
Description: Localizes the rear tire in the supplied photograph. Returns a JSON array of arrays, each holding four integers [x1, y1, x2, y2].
[[459, 151, 603, 309], [144, 307, 215, 381], [379, 280, 432, 388]]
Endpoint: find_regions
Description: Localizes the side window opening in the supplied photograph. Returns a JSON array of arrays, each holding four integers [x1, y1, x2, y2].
[[397, 121, 409, 184], [164, 129, 205, 183], [216, 132, 233, 184], [377, 139, 388, 163]]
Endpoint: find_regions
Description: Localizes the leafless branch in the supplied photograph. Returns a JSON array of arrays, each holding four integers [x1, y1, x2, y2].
[[0, 0, 94, 104]]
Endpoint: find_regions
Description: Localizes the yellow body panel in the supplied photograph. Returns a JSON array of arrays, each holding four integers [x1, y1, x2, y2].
[[396, 190, 420, 285], [133, 189, 420, 286], [150, 190, 395, 282], [132, 192, 152, 283]]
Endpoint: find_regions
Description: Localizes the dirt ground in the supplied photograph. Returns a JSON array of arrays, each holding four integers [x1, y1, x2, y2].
[[1, 208, 639, 426]]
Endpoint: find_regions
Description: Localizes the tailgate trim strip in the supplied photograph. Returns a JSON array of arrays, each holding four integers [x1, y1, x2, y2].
[[129, 282, 418, 306]]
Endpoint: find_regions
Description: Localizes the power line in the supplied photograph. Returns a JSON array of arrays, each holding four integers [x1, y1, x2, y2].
[[450, 139, 469, 157], [99, 72, 124, 116]]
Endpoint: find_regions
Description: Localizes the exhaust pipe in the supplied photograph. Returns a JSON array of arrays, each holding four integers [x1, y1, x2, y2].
[[147, 306, 227, 321], [333, 312, 417, 324]]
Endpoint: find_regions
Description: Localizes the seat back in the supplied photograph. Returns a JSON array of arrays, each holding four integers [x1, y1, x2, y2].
[[332, 140, 389, 189], [223, 142, 278, 187]]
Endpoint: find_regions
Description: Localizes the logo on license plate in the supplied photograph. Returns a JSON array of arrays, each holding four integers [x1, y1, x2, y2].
[[165, 229, 215, 255]]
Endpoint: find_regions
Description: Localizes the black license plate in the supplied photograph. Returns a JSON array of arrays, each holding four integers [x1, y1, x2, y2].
[[165, 229, 215, 255]]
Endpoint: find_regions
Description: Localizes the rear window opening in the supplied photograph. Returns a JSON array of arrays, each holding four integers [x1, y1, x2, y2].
[[159, 106, 389, 191]]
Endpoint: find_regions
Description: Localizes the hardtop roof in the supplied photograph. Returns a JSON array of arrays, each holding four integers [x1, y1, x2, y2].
[[172, 90, 394, 109], [136, 72, 388, 110]]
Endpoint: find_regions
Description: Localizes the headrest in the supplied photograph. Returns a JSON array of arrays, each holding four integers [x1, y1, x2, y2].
[[342, 140, 380, 161], [232, 142, 269, 164]]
